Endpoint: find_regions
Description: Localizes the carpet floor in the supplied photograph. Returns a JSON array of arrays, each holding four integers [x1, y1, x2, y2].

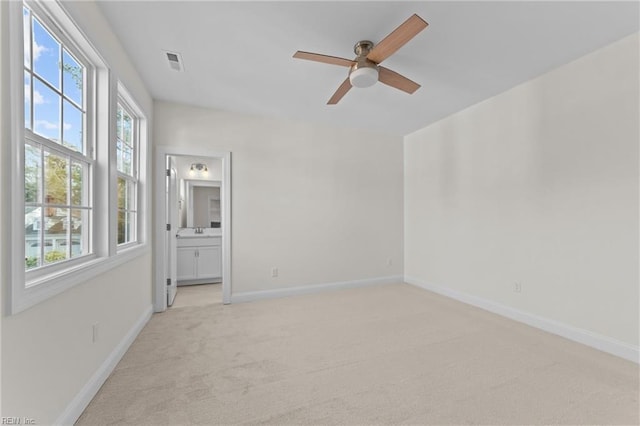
[[172, 283, 222, 309], [76, 283, 639, 425]]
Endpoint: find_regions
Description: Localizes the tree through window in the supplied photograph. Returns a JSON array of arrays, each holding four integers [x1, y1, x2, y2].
[[116, 102, 138, 246], [23, 4, 91, 270]]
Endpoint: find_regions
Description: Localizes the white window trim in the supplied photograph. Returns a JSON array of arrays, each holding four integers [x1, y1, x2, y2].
[[7, 0, 150, 315], [113, 83, 148, 253], [115, 96, 140, 248]]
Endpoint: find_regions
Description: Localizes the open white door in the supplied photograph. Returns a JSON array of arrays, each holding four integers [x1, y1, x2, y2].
[[166, 157, 178, 306]]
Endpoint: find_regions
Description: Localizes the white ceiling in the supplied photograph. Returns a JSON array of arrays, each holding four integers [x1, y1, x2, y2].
[[97, 1, 639, 136]]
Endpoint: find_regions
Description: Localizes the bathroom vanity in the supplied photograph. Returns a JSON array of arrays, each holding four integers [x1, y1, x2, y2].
[[176, 228, 222, 285]]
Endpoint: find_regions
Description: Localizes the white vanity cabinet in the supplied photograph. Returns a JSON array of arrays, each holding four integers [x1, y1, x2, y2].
[[176, 236, 221, 284]]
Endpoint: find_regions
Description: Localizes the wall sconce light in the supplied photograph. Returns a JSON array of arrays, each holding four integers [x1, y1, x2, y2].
[[189, 163, 208, 176]]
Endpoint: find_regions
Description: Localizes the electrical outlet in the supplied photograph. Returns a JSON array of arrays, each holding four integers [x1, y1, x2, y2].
[[514, 282, 522, 293], [386, 258, 393, 267], [271, 267, 278, 278], [92, 323, 99, 343]]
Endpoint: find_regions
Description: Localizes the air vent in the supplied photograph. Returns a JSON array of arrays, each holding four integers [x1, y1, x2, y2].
[[164, 50, 184, 72]]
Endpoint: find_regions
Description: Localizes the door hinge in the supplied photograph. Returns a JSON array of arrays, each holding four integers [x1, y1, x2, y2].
[[166, 224, 171, 231], [166, 169, 171, 177], [166, 278, 171, 286]]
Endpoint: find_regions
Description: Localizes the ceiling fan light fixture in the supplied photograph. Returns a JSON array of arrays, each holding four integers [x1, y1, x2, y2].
[[349, 66, 378, 88], [293, 15, 428, 103]]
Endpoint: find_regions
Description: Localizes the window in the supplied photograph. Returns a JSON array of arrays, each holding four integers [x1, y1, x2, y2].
[[23, 4, 92, 272], [116, 102, 138, 246], [9, 0, 148, 314]]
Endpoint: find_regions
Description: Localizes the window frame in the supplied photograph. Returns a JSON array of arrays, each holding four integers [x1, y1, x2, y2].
[[8, 0, 150, 314], [22, 2, 95, 279], [115, 96, 140, 249]]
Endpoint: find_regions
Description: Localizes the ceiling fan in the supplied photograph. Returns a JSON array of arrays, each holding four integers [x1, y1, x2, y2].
[[293, 14, 428, 105]]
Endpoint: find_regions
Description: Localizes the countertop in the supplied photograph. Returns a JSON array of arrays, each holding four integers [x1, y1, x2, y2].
[[176, 228, 222, 238]]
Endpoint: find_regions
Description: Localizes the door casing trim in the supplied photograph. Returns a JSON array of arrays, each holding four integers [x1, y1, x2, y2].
[[153, 146, 231, 311]]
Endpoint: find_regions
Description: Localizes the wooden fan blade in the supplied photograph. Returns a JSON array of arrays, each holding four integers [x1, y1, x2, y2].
[[367, 14, 428, 64], [378, 66, 421, 94], [293, 51, 354, 67], [327, 78, 352, 105]]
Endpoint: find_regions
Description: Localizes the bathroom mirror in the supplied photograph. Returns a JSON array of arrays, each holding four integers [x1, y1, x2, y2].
[[181, 179, 221, 228]]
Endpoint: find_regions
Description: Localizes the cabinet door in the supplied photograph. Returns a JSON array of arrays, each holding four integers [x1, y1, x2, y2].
[[177, 247, 197, 281], [197, 246, 221, 279]]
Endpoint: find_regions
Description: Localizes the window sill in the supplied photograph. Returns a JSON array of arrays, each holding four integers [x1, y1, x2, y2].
[[11, 243, 150, 315]]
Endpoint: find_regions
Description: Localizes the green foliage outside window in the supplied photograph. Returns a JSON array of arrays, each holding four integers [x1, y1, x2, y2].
[[44, 250, 66, 263], [25, 256, 38, 269]]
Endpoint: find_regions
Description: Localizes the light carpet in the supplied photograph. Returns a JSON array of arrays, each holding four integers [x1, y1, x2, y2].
[[76, 283, 639, 425], [171, 283, 222, 309]]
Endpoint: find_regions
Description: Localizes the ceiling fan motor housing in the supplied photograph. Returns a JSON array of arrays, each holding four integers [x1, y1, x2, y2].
[[350, 40, 378, 88]]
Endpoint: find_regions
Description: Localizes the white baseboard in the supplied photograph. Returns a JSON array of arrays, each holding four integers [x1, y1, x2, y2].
[[54, 305, 153, 425], [405, 276, 639, 364], [231, 275, 403, 304]]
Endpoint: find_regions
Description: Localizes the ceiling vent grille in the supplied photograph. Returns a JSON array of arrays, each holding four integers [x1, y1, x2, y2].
[[164, 50, 184, 72]]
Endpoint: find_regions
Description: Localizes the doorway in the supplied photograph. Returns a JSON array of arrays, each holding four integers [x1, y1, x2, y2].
[[153, 147, 231, 312]]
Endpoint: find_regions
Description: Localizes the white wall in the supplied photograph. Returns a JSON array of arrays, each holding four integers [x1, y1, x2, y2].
[[404, 33, 639, 348], [1, 255, 152, 421], [1, 1, 153, 423], [154, 102, 404, 294]]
